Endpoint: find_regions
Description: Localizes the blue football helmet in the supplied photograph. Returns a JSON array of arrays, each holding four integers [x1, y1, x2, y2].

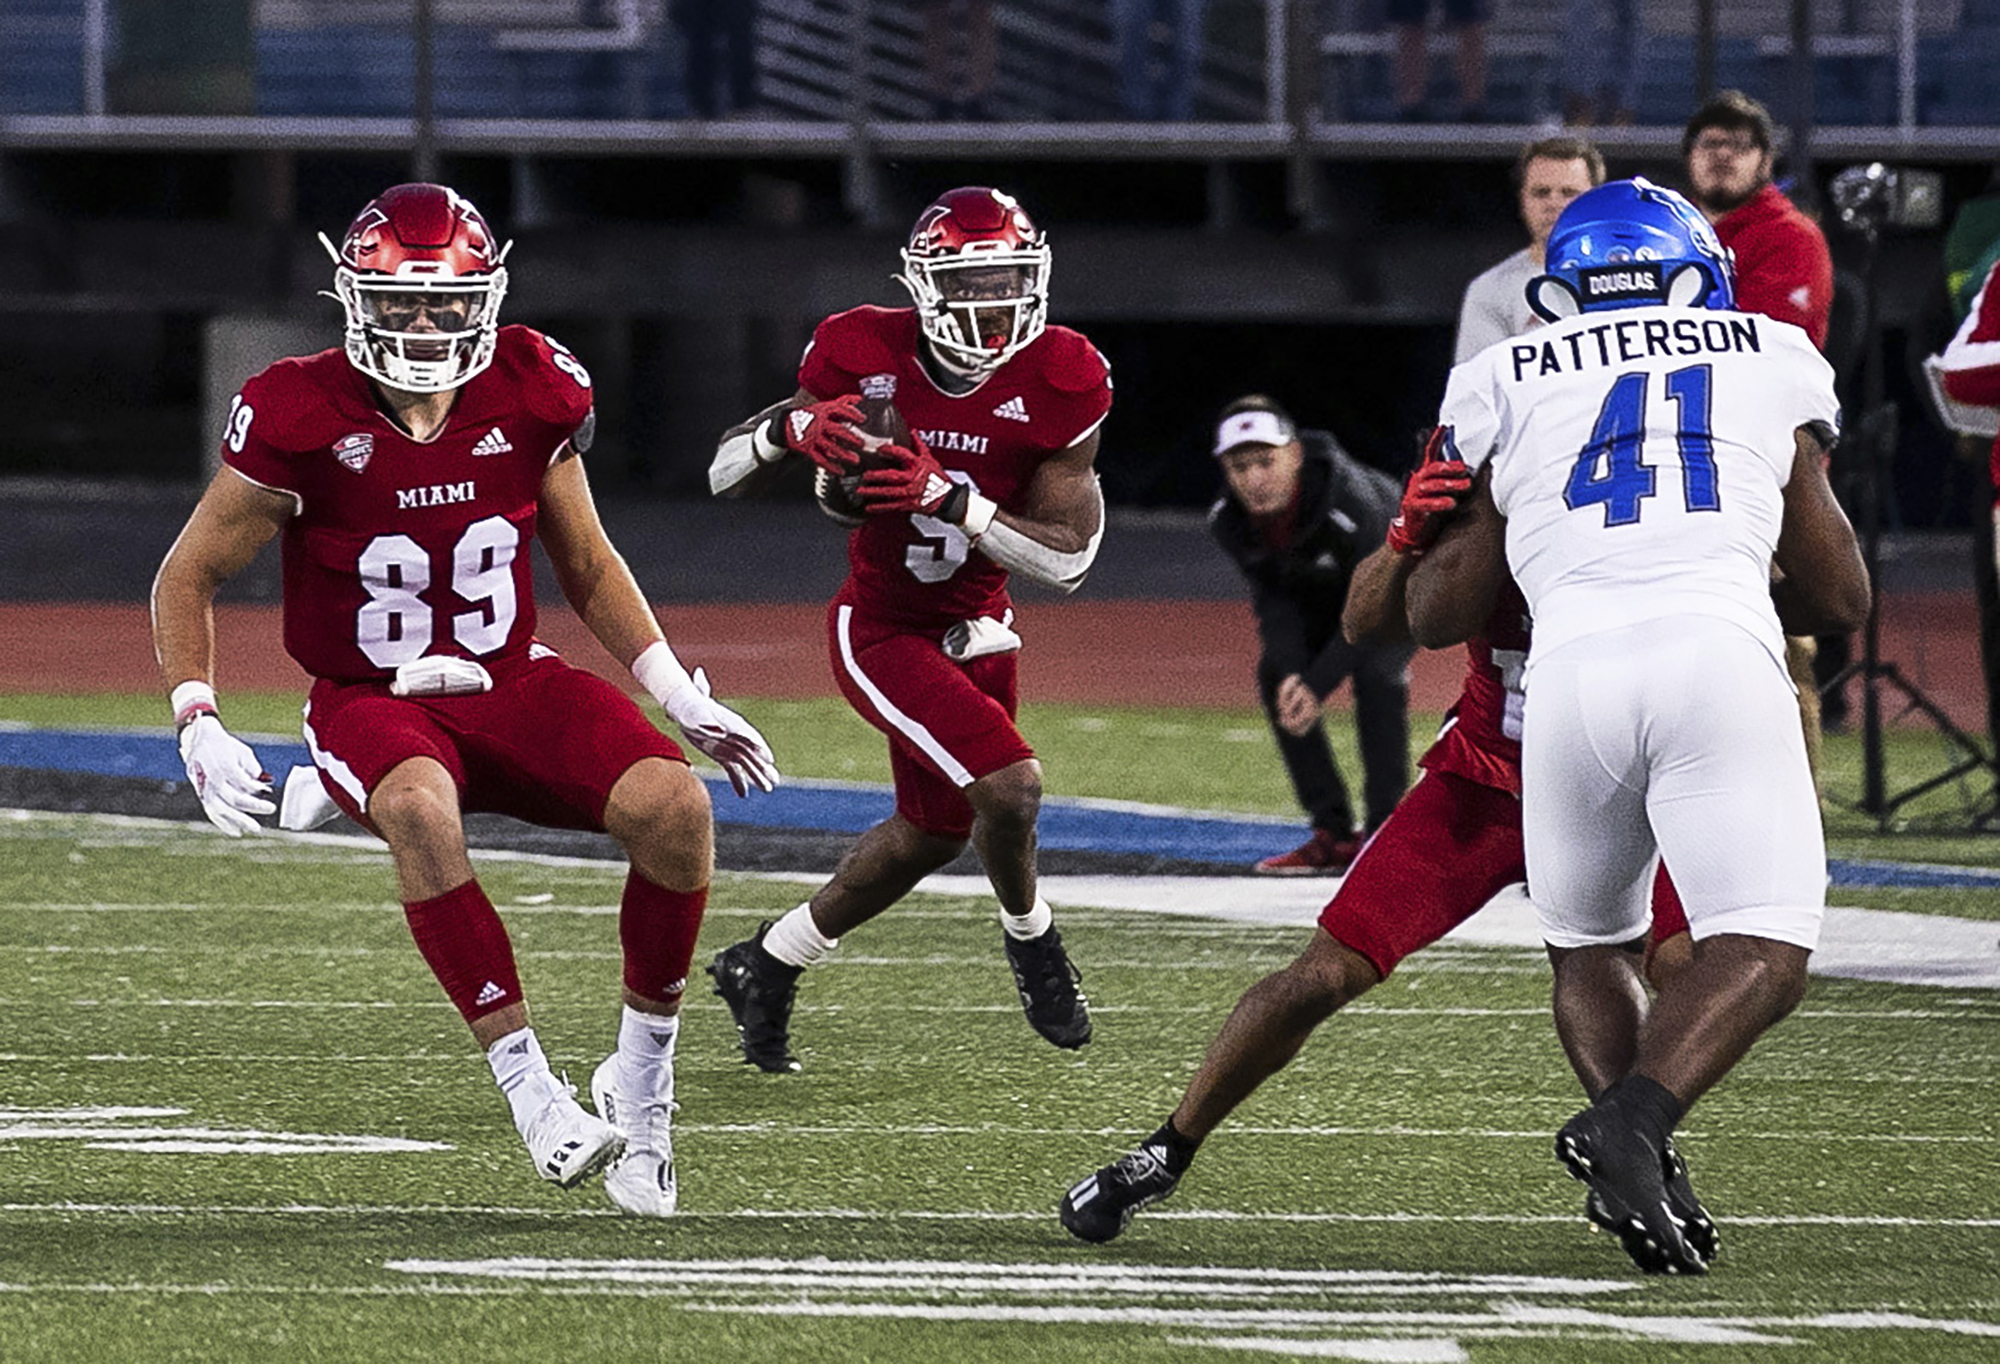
[[1528, 177, 1736, 322]]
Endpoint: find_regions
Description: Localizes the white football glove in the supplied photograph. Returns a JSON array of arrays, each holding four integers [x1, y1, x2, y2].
[[660, 667, 780, 798], [177, 714, 275, 836]]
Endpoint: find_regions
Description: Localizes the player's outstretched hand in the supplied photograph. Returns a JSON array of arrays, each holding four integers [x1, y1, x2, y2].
[[855, 434, 968, 523], [779, 394, 868, 473], [1385, 426, 1474, 557], [662, 668, 781, 798], [177, 714, 275, 836]]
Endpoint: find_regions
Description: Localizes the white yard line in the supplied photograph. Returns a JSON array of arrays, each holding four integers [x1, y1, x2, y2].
[[4, 1202, 1997, 1227], [8, 810, 1996, 988]]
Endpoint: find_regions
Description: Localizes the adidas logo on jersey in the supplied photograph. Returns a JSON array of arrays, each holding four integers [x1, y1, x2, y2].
[[471, 427, 514, 457], [992, 396, 1031, 423], [475, 981, 508, 1007]]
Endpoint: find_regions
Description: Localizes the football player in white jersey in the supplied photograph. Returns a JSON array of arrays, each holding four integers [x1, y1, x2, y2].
[[1407, 179, 1869, 1274]]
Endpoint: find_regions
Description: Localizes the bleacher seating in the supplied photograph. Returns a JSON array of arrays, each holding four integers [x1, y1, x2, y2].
[[0, 0, 86, 115], [0, 0, 1995, 127], [1317, 0, 1984, 126]]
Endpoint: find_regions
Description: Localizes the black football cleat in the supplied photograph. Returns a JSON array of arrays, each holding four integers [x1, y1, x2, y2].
[[1004, 925, 1092, 1049], [1559, 1104, 1709, 1275], [706, 922, 804, 1074], [1060, 1140, 1181, 1244], [1583, 1137, 1718, 1267]]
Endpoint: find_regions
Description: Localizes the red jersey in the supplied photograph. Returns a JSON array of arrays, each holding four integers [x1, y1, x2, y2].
[[1713, 183, 1833, 350], [1418, 581, 1532, 795], [222, 325, 596, 682], [798, 306, 1113, 631], [1940, 257, 2000, 501]]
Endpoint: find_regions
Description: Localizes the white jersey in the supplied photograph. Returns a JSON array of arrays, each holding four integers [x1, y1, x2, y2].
[[1439, 304, 1839, 669]]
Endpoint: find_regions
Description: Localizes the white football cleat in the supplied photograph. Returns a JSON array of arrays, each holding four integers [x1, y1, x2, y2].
[[521, 1086, 624, 1189], [591, 1055, 679, 1217]]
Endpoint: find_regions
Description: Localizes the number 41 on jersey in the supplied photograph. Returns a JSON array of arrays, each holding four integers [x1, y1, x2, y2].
[[1565, 364, 1720, 527]]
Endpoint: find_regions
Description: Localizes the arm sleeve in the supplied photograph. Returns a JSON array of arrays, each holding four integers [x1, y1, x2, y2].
[[219, 373, 303, 503], [797, 317, 863, 401], [1732, 219, 1834, 350], [1253, 587, 1315, 681], [1349, 462, 1402, 552], [1942, 261, 2000, 408], [1454, 269, 1512, 364], [1436, 358, 1504, 476]]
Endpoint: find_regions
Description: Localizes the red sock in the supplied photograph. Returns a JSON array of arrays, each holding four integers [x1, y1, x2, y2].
[[621, 872, 706, 1007], [404, 880, 522, 1025]]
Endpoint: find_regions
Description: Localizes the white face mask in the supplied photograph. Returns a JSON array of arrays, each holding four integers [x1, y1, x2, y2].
[[331, 267, 509, 393], [898, 244, 1051, 378]]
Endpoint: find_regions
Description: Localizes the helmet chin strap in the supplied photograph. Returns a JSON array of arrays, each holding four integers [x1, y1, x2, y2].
[[917, 333, 995, 393]]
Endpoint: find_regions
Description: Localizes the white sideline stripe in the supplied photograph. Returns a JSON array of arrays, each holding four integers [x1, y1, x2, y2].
[[384, 1257, 1628, 1292], [6, 1203, 1998, 1229], [834, 603, 974, 787], [0, 1111, 1986, 1144], [7, 809, 1998, 989]]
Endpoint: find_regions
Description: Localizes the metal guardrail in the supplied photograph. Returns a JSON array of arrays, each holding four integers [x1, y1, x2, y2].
[[1, 0, 1993, 152]]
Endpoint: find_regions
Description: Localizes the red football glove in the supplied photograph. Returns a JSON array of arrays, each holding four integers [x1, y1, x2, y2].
[[1384, 427, 1474, 557], [777, 394, 867, 473], [854, 433, 970, 523]]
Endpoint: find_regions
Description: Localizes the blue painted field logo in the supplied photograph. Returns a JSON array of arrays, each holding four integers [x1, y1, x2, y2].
[[0, 1106, 449, 1156], [379, 1257, 2000, 1356]]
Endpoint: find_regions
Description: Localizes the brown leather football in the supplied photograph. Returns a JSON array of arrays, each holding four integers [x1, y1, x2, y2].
[[813, 394, 908, 525]]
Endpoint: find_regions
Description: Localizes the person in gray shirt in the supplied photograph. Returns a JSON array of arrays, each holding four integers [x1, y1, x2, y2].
[[1454, 136, 1605, 363]]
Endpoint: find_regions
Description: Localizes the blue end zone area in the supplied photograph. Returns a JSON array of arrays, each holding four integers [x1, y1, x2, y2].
[[0, 726, 1303, 864], [6, 725, 1998, 886]]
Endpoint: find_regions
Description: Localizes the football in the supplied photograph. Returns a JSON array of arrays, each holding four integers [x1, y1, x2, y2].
[[813, 394, 908, 525], [851, 393, 910, 465]]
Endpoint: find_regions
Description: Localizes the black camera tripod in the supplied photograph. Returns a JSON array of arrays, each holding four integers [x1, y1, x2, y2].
[[1821, 174, 2000, 831]]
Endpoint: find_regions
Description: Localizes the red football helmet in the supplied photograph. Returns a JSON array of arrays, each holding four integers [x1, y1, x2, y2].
[[318, 183, 511, 393], [897, 186, 1051, 378]]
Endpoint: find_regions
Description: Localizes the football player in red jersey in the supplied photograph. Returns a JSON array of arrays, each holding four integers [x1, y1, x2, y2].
[[1060, 438, 1717, 1275], [150, 183, 778, 1217], [706, 186, 1109, 1073]]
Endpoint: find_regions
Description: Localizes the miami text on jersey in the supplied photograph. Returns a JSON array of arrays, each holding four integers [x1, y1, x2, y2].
[[397, 480, 477, 510], [917, 429, 990, 455]]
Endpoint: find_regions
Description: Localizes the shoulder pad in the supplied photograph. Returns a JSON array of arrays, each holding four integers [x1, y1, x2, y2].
[[498, 326, 595, 429], [1037, 327, 1112, 395], [236, 350, 353, 453], [812, 306, 911, 377]]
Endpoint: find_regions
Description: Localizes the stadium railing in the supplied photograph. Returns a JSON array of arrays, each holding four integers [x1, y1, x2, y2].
[[1, 0, 1996, 183]]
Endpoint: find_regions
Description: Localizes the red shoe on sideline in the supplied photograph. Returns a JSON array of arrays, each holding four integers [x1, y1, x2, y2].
[[1252, 828, 1360, 876]]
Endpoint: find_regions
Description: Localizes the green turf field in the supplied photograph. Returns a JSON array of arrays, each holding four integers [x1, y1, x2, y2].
[[0, 820, 1997, 1360], [2, 694, 1997, 1360]]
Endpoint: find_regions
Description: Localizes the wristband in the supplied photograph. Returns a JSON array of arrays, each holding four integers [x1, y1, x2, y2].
[[631, 640, 694, 709], [961, 491, 998, 538], [752, 417, 786, 465], [170, 680, 219, 730], [936, 482, 971, 526]]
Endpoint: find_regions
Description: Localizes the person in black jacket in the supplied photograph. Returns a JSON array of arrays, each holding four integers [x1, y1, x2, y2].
[[1208, 396, 1413, 873]]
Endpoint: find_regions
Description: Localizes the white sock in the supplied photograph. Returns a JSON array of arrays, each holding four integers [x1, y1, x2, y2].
[[1001, 896, 1054, 940], [762, 902, 839, 968], [486, 1026, 566, 1136], [616, 1006, 678, 1121]]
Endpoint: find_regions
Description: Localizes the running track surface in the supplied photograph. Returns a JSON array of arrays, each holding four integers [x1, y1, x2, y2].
[[0, 596, 1990, 723]]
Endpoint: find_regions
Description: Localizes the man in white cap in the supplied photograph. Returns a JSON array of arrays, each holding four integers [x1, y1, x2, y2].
[[1207, 396, 1411, 873]]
